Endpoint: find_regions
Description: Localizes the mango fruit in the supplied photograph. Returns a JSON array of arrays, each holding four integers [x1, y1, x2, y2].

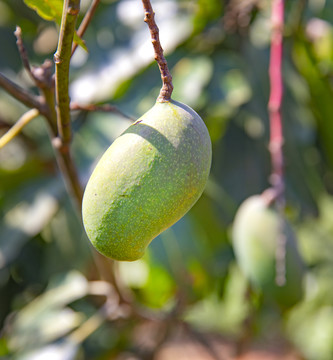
[[82, 100, 212, 261], [232, 195, 304, 309]]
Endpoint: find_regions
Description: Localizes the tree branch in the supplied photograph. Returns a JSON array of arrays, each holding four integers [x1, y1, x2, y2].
[[70, 102, 135, 120], [268, 0, 284, 199], [268, 0, 286, 287], [141, 0, 173, 102], [14, 26, 33, 79], [0, 73, 46, 115], [54, 0, 80, 145]]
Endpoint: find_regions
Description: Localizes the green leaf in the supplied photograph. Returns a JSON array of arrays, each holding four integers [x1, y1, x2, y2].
[[23, 0, 88, 51], [73, 32, 88, 52], [23, 0, 64, 24]]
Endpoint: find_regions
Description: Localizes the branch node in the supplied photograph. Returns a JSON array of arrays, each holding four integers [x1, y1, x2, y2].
[[54, 54, 63, 65], [52, 136, 70, 153]]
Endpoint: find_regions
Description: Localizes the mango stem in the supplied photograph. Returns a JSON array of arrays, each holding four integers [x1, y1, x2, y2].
[[141, 0, 173, 102]]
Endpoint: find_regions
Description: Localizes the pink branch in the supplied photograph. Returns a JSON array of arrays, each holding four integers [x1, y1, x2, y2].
[[268, 0, 286, 286], [268, 0, 285, 197], [141, 0, 173, 102]]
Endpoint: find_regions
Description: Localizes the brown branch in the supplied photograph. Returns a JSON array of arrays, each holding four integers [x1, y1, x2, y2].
[[1, 28, 82, 207], [72, 0, 101, 56], [0, 73, 47, 115], [13, 27, 57, 133], [141, 0, 173, 102], [14, 27, 33, 77], [14, 27, 55, 91]]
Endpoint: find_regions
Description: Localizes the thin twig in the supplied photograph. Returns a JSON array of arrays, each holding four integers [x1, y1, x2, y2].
[[70, 102, 135, 120], [54, 0, 80, 144], [71, 0, 101, 56], [0, 109, 40, 149], [13, 27, 57, 133], [1, 31, 80, 205], [0, 73, 47, 115], [13, 25, 82, 206], [141, 0, 173, 102], [268, 0, 286, 286], [14, 27, 33, 77], [14, 27, 55, 91], [268, 0, 284, 197]]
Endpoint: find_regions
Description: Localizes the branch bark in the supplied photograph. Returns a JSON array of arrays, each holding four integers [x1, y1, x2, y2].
[[0, 73, 46, 114]]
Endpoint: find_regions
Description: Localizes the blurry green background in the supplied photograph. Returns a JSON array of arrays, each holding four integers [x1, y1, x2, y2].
[[1, 0, 333, 359]]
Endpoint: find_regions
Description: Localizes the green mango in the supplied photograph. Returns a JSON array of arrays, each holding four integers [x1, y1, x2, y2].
[[232, 195, 305, 309], [82, 100, 212, 261]]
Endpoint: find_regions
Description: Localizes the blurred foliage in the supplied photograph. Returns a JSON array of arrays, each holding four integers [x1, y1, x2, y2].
[[1, 0, 333, 359]]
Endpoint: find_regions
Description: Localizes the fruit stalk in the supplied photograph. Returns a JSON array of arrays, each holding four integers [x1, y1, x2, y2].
[[268, 0, 285, 199], [141, 0, 173, 102]]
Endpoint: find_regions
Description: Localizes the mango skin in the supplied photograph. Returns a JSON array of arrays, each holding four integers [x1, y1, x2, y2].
[[232, 195, 304, 309], [82, 100, 212, 261]]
